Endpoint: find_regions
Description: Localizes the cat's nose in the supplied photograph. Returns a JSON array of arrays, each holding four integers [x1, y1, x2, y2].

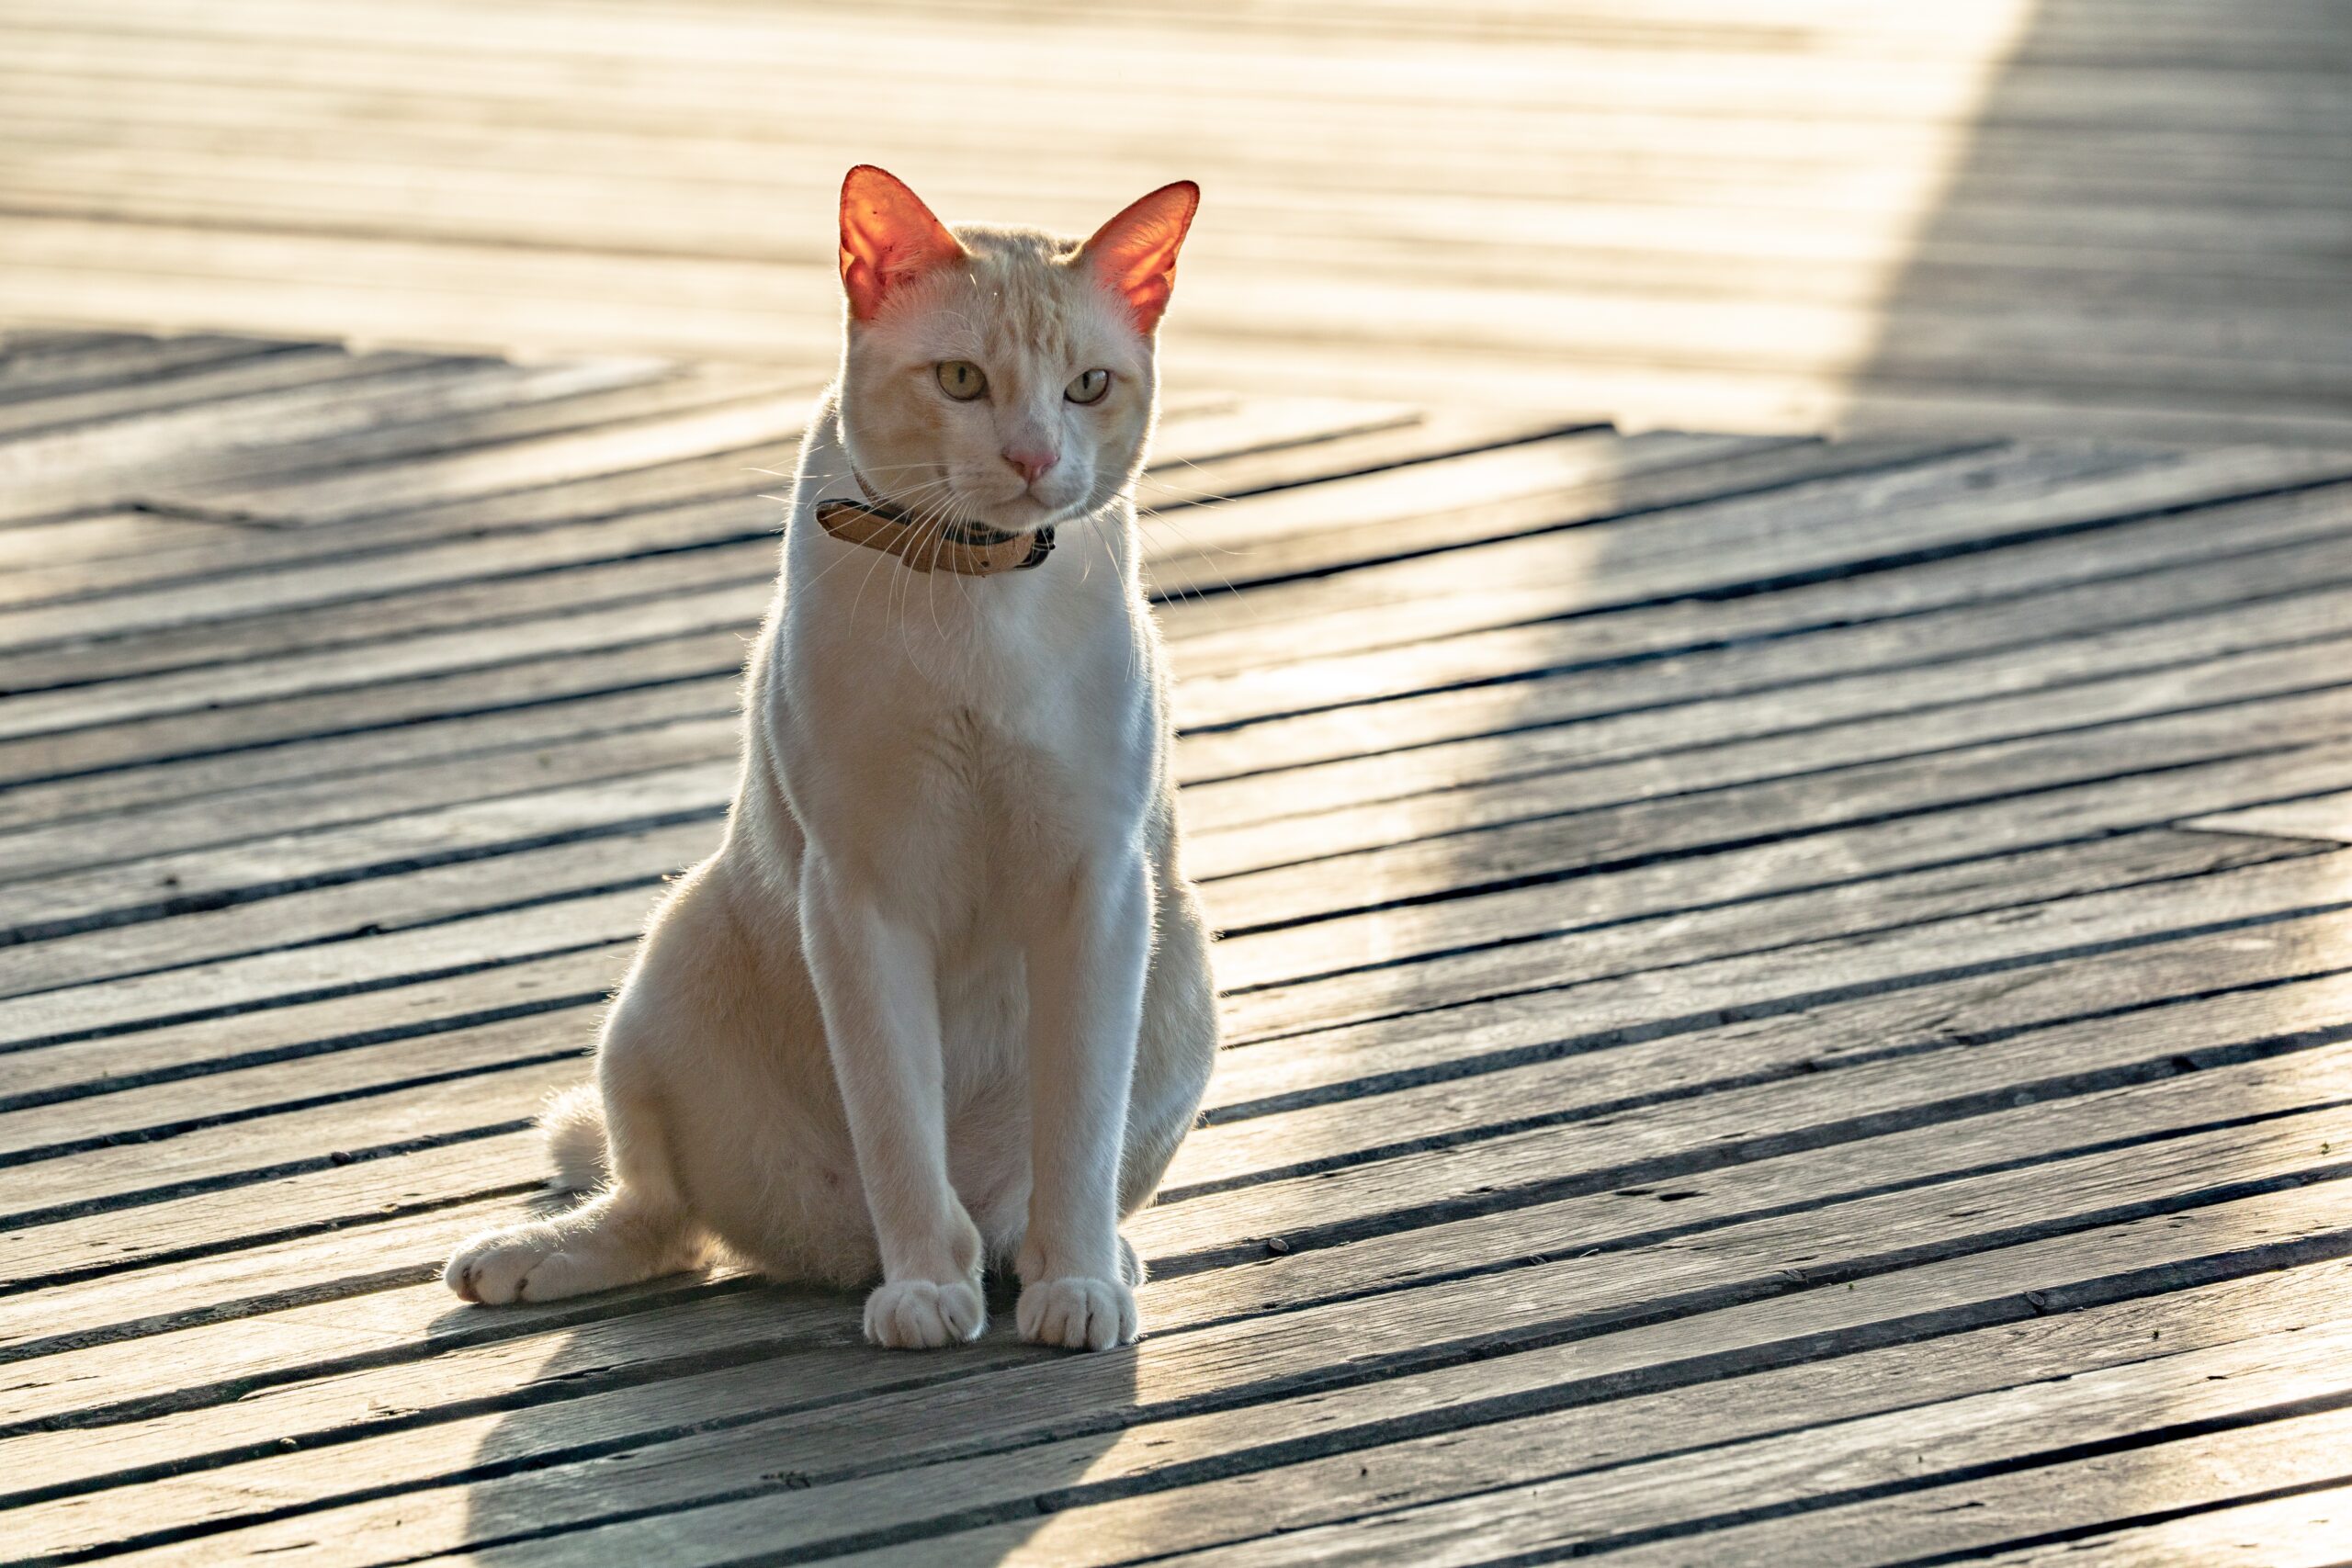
[[1001, 446, 1058, 485]]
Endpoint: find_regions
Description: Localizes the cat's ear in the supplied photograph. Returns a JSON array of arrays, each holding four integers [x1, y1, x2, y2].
[[1080, 181, 1199, 334], [839, 165, 967, 321]]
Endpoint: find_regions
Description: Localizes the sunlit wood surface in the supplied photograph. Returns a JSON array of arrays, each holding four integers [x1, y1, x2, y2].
[[6, 330, 2352, 1562], [2, 0, 2350, 443]]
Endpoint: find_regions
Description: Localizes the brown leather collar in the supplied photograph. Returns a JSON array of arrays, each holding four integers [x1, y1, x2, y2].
[[812, 476, 1055, 577]]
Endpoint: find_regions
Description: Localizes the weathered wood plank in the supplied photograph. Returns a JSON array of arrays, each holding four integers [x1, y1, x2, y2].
[[0, 354, 687, 521], [49, 1132, 2352, 1564], [9, 453, 2341, 800], [2188, 789, 2352, 848], [1174, 475, 2352, 741], [5, 310, 2350, 1563], [11, 542, 2343, 929], [1100, 1332, 2352, 1567], [7, 1005, 2345, 1509], [1560, 1409, 2352, 1568], [0, 333, 287, 402], [1962, 1486, 2352, 1568], [13, 581, 2348, 955], [12, 861, 2349, 1389], [0, 826, 2301, 1197], [508, 1299, 2352, 1568], [6, 700, 2334, 1050]]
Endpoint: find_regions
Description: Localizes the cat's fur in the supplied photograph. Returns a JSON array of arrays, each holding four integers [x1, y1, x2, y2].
[[442, 168, 1218, 1352]]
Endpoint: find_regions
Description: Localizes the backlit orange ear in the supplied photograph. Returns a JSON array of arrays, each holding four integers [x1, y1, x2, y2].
[[1080, 181, 1199, 334], [839, 165, 967, 321]]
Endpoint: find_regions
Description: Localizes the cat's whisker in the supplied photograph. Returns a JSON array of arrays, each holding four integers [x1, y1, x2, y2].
[[1140, 504, 1255, 613], [1133, 476, 1258, 527]]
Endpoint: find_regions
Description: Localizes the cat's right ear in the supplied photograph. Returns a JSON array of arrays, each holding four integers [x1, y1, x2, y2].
[[839, 166, 967, 321]]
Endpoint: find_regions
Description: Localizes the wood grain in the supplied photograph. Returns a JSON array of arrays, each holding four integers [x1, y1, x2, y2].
[[4, 333, 2350, 1564]]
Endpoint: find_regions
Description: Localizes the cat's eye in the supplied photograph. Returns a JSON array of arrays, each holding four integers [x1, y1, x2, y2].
[[1066, 368, 1112, 405], [936, 361, 989, 401]]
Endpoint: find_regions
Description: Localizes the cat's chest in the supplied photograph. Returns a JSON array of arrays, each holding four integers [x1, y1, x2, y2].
[[873, 705, 1099, 914], [904, 705, 1030, 805]]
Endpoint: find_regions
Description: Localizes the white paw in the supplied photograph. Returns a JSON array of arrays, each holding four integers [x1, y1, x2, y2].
[[863, 1278, 987, 1349], [444, 1225, 590, 1305], [1017, 1276, 1138, 1351]]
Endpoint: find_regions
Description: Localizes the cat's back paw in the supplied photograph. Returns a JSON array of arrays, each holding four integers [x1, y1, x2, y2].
[[445, 1224, 594, 1305], [864, 1277, 987, 1349], [1017, 1275, 1138, 1351]]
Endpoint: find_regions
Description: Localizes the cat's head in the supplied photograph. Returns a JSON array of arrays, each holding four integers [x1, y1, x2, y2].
[[832, 165, 1198, 535]]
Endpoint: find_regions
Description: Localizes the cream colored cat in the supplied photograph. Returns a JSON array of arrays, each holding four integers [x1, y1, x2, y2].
[[442, 167, 1218, 1352]]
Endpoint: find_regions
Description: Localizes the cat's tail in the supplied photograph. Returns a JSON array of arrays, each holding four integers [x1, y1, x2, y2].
[[541, 1083, 611, 1195]]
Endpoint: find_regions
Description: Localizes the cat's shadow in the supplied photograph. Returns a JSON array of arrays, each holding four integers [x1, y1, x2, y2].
[[450, 1241, 1134, 1561]]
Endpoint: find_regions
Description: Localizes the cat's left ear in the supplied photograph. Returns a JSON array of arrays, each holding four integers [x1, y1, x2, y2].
[[1080, 181, 1199, 334]]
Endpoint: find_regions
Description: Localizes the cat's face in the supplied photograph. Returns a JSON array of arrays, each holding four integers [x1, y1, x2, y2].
[[833, 169, 1198, 535]]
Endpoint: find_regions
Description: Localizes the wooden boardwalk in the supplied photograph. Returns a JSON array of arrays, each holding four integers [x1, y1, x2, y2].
[[6, 329, 2352, 1562], [4, 0, 2352, 446]]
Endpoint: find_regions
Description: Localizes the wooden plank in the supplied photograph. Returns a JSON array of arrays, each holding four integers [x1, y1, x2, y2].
[[0, 353, 684, 521], [1963, 1486, 2352, 1568], [1186, 620, 2352, 877], [30, 1213, 2352, 1559], [9, 843, 2346, 1320], [37, 1119, 2352, 1563], [8, 968, 2344, 1446], [1555, 1410, 2352, 1568], [2187, 789, 2352, 847], [4, 330, 2352, 1564], [0, 818, 710, 1000], [0, 392, 1459, 699], [1181, 523, 2352, 813], [6, 442, 2329, 785], [1080, 1336, 2352, 1567], [0, 711, 736, 882], [1203, 685, 2352, 940], [0, 332, 286, 402], [7, 457, 2340, 841], [1138, 430, 1941, 597], [0, 822, 2282, 1134], [1159, 447, 2352, 678], [0, 385, 1237, 615], [0, 340, 429, 438], [0, 668, 736, 836], [7, 668, 2342, 1029], [11, 542, 2342, 908], [695, 1288, 2352, 1568], [1173, 477, 2352, 740], [0, 510, 249, 571], [0, 826, 2282, 1168]]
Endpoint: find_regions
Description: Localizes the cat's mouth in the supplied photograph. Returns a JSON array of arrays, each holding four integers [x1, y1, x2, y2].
[[982, 489, 1065, 531], [915, 480, 1080, 536]]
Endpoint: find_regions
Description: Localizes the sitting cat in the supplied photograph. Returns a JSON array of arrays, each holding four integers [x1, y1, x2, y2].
[[442, 166, 1218, 1352]]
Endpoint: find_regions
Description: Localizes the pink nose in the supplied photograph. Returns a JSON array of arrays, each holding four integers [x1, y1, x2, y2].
[[1002, 446, 1058, 485]]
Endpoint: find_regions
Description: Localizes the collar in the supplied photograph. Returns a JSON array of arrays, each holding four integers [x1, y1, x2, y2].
[[812, 470, 1055, 577]]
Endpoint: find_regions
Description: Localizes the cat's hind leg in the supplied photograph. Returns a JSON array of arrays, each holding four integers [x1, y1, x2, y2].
[[446, 1178, 707, 1304], [447, 1005, 713, 1303]]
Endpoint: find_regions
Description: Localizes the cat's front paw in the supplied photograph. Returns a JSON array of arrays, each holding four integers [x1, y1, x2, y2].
[[863, 1277, 987, 1349], [1017, 1275, 1138, 1351], [445, 1224, 585, 1305]]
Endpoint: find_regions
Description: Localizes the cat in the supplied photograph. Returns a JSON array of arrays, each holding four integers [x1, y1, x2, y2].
[[441, 166, 1219, 1353]]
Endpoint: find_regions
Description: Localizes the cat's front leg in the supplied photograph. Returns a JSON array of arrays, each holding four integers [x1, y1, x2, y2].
[[802, 852, 987, 1349], [1018, 852, 1152, 1350]]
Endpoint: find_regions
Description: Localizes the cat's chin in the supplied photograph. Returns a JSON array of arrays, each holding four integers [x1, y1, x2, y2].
[[971, 491, 1068, 534]]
